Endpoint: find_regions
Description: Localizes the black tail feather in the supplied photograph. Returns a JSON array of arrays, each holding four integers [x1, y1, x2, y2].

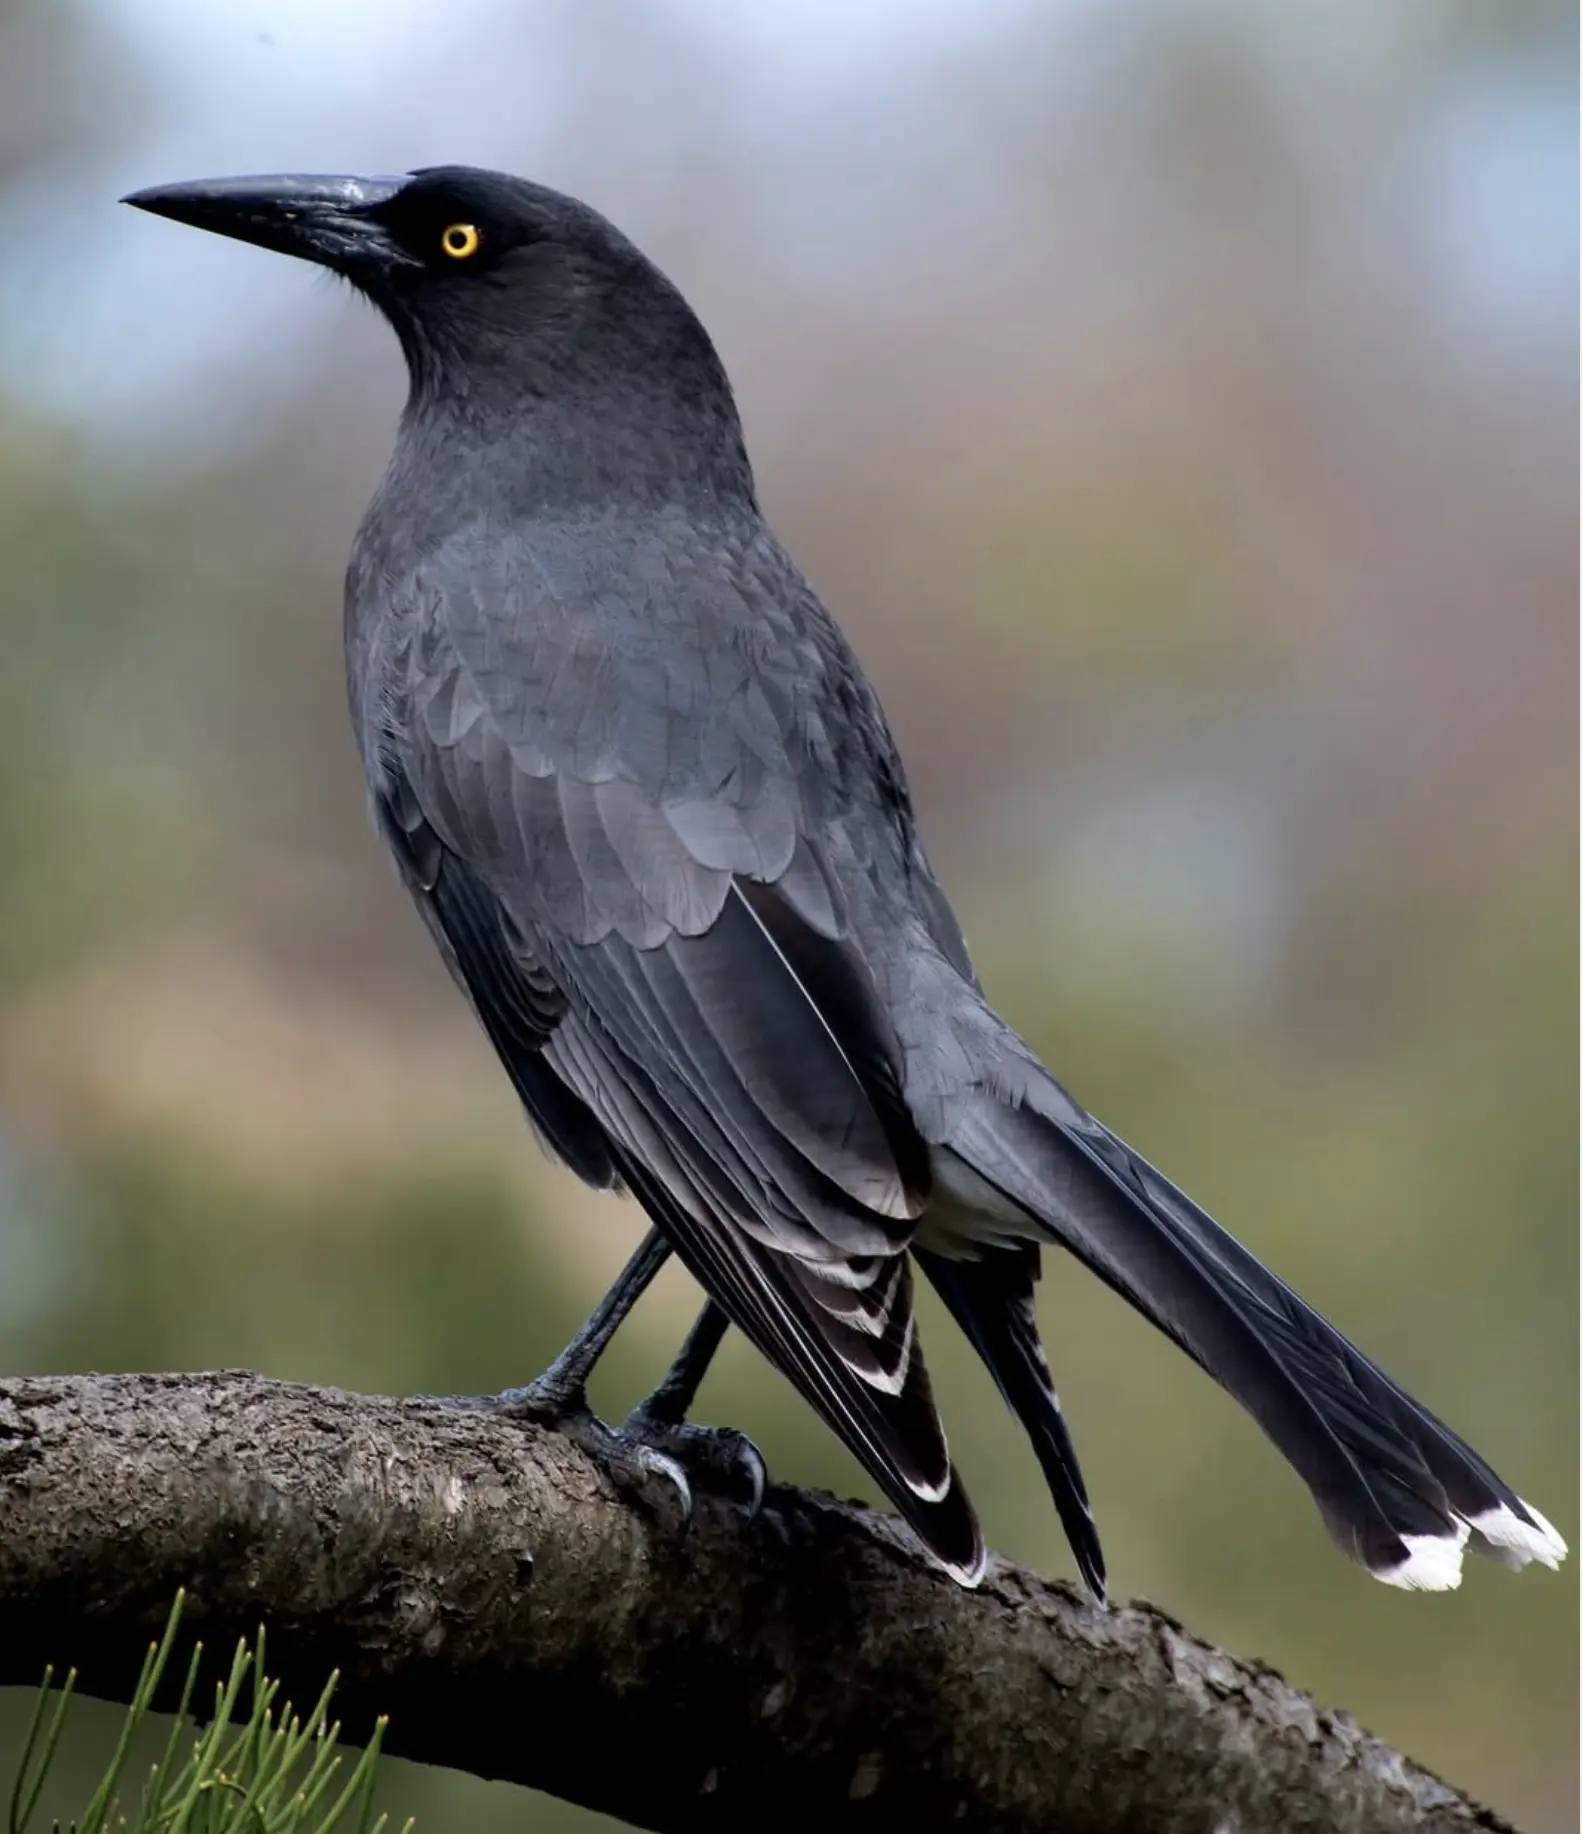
[[919, 1243, 1106, 1601]]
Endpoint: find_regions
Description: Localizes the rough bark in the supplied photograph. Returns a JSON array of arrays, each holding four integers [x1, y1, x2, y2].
[[0, 1372, 1513, 1834]]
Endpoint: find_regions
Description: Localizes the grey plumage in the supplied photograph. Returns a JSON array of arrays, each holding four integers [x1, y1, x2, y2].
[[124, 164, 1566, 1598]]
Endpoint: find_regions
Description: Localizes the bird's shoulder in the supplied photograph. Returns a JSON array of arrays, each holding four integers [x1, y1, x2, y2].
[[351, 503, 973, 971], [367, 507, 891, 792]]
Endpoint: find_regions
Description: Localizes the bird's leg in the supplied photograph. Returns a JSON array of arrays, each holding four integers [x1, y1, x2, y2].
[[623, 1300, 767, 1518], [631, 1296, 732, 1426], [488, 1231, 764, 1521], [486, 1228, 704, 1513], [495, 1225, 672, 1419]]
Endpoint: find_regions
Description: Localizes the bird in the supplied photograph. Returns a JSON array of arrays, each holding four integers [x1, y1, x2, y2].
[[122, 165, 1565, 1602]]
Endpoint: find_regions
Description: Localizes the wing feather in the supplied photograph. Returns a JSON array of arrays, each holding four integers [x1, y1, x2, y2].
[[367, 554, 987, 1580]]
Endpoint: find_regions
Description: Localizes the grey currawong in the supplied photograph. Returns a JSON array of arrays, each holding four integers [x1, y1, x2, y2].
[[123, 165, 1565, 1601]]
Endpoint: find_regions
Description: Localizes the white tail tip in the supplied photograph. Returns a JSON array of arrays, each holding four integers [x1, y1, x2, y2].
[[1375, 1523, 1468, 1592], [1469, 1500, 1568, 1571]]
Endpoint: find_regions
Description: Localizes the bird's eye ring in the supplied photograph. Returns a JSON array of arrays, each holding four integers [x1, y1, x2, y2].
[[440, 222, 481, 260]]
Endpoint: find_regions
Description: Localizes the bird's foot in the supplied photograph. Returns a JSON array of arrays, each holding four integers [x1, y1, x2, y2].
[[492, 1378, 694, 1517], [620, 1402, 767, 1520], [491, 1378, 764, 1524]]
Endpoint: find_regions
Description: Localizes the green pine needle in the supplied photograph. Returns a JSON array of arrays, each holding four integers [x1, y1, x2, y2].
[[7, 1595, 413, 1834]]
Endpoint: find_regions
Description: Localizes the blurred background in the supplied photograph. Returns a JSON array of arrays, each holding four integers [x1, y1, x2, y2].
[[0, 0, 1574, 1827]]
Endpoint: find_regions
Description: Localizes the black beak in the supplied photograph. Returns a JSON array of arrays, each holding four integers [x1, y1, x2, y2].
[[122, 173, 413, 277]]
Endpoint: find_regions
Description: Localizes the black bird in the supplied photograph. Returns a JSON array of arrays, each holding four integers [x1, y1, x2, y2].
[[124, 167, 1565, 1600]]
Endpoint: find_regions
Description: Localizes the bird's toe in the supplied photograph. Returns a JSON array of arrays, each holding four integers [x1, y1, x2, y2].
[[620, 1409, 768, 1520]]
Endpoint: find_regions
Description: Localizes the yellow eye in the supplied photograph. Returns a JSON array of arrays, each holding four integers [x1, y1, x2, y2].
[[440, 222, 481, 260]]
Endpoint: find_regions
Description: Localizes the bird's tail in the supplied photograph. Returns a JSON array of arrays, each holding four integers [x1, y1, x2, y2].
[[917, 1243, 1107, 1600], [947, 1082, 1566, 1589]]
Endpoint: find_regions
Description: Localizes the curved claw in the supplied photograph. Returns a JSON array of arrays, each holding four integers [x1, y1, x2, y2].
[[632, 1443, 693, 1519], [621, 1410, 767, 1520], [735, 1435, 767, 1521]]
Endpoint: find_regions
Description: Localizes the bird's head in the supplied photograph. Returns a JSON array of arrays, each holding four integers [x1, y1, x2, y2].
[[124, 166, 627, 296], [123, 165, 743, 464]]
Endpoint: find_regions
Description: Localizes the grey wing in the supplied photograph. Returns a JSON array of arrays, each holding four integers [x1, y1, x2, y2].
[[377, 766, 617, 1191], [371, 555, 985, 1579]]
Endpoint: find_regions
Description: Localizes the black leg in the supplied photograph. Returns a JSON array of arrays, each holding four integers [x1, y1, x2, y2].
[[635, 1298, 732, 1427], [623, 1298, 766, 1516], [497, 1226, 671, 1417]]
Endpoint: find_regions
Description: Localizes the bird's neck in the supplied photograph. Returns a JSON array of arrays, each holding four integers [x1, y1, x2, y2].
[[401, 377, 757, 520], [354, 373, 762, 601], [382, 279, 759, 520]]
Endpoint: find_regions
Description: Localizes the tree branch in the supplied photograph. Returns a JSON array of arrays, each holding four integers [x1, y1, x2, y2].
[[0, 1372, 1513, 1834]]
